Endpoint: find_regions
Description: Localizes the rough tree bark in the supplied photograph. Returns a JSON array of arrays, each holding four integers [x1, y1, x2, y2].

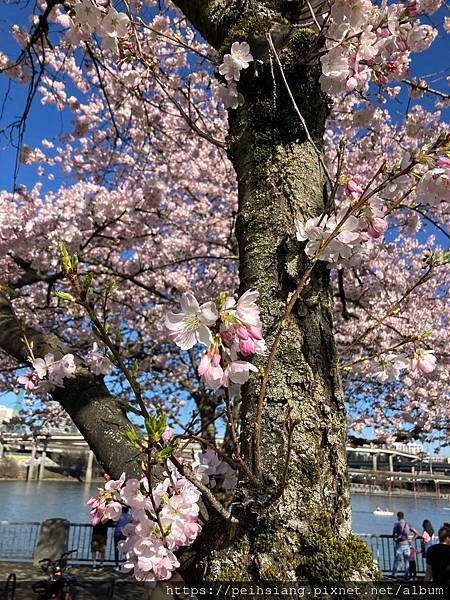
[[174, 0, 375, 581]]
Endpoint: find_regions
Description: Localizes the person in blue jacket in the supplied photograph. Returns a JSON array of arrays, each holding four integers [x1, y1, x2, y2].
[[113, 507, 130, 571]]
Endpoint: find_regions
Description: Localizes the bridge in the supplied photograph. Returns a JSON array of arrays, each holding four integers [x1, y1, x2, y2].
[[1, 431, 449, 490], [0, 432, 96, 482], [347, 445, 450, 475], [0, 431, 204, 482]]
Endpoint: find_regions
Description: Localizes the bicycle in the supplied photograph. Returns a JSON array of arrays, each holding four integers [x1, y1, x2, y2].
[[0, 573, 16, 600], [32, 549, 78, 600]]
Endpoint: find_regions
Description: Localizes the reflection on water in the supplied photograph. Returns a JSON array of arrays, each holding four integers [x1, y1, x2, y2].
[[0, 481, 449, 534]]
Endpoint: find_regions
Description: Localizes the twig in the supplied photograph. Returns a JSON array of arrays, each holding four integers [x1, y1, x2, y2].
[[169, 455, 239, 524], [342, 266, 435, 354], [266, 33, 332, 184], [222, 387, 258, 485]]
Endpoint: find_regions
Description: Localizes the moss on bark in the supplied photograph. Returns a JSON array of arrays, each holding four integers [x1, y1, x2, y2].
[[297, 524, 379, 581]]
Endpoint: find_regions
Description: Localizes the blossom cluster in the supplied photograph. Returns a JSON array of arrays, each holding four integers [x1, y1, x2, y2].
[[415, 157, 450, 207], [191, 447, 237, 490], [320, 0, 440, 97], [295, 188, 389, 269], [296, 208, 366, 268], [17, 353, 76, 393], [295, 150, 449, 269], [373, 349, 437, 383], [87, 445, 235, 582], [62, 0, 130, 52], [217, 42, 253, 109], [85, 343, 112, 376], [89, 468, 200, 581], [17, 343, 113, 394], [165, 290, 266, 390]]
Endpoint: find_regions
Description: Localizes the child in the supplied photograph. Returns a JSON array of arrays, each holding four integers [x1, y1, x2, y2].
[[408, 543, 420, 580]]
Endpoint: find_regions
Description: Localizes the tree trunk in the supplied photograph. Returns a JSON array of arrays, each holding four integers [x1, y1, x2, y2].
[[175, 5, 376, 582]]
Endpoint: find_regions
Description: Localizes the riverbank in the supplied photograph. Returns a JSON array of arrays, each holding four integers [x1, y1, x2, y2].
[[352, 489, 450, 499], [1, 479, 446, 498]]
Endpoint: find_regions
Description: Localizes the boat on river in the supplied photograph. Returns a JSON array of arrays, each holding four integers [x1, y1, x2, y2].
[[373, 507, 394, 516]]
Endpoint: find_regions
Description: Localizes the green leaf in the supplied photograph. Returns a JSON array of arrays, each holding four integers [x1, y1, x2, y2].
[[214, 291, 227, 309], [123, 427, 142, 450], [155, 443, 176, 463], [105, 280, 118, 295], [55, 290, 76, 302], [59, 243, 72, 275], [71, 253, 79, 271], [144, 410, 167, 443], [83, 272, 94, 291]]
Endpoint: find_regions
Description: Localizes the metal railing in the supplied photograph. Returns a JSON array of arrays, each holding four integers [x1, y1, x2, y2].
[[0, 521, 428, 574], [0, 522, 116, 563], [359, 534, 427, 575], [68, 523, 116, 563], [0, 521, 41, 560]]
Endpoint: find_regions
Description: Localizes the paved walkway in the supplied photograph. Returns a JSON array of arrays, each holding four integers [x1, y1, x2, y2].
[[0, 561, 154, 599]]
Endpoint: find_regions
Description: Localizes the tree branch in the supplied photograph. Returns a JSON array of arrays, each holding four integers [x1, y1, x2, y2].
[[170, 0, 225, 49], [0, 294, 142, 478]]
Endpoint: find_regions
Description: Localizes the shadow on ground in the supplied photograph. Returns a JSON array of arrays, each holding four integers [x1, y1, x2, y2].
[[0, 561, 150, 599]]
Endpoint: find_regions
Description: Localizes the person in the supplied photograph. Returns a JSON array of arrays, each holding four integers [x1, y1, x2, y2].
[[91, 521, 109, 569], [391, 511, 418, 579], [421, 519, 435, 557], [113, 507, 130, 571], [408, 543, 420, 581], [425, 525, 450, 584]]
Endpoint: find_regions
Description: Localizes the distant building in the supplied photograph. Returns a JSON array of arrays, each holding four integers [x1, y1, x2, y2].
[[392, 441, 424, 455], [0, 405, 13, 424]]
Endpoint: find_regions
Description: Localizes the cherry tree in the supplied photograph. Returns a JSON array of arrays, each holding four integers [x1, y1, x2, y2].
[[0, 0, 449, 584]]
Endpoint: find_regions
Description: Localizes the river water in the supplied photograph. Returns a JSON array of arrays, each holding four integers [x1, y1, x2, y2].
[[1, 481, 449, 535]]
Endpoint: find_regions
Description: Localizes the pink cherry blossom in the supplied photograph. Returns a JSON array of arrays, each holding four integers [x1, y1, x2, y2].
[[219, 41, 253, 82], [103, 500, 122, 521], [105, 472, 126, 493], [165, 292, 218, 350], [410, 350, 437, 374], [73, 0, 101, 28], [198, 351, 224, 389], [437, 156, 450, 169], [296, 210, 365, 268], [374, 353, 408, 383], [217, 82, 244, 110], [224, 360, 258, 386], [407, 25, 437, 52], [86, 343, 112, 376], [415, 168, 450, 206], [235, 289, 261, 328], [416, 0, 442, 14], [100, 8, 129, 39], [161, 427, 174, 443]]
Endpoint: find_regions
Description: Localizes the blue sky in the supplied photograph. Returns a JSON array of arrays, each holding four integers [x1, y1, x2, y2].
[[0, 3, 448, 191], [0, 3, 449, 455]]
